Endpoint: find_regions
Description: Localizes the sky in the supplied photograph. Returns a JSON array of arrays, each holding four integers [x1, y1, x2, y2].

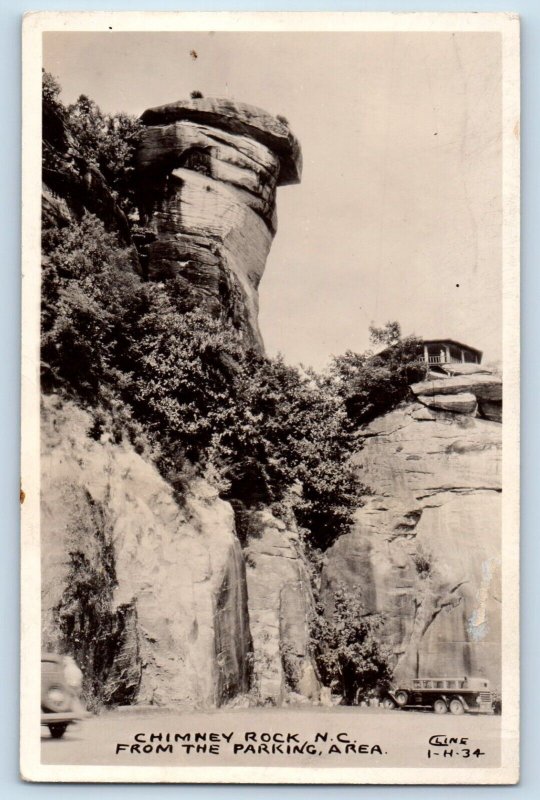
[[43, 30, 502, 369]]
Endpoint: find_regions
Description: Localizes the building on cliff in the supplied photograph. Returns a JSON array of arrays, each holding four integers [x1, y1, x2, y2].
[[376, 337, 483, 368], [420, 338, 482, 367]]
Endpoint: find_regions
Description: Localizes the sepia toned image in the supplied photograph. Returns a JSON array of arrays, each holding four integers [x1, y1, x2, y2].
[[20, 12, 519, 784]]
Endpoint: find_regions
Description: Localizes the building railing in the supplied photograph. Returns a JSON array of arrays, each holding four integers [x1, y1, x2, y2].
[[422, 355, 467, 365]]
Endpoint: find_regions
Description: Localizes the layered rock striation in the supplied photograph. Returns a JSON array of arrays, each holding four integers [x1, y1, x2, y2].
[[411, 361, 502, 422], [136, 97, 302, 350]]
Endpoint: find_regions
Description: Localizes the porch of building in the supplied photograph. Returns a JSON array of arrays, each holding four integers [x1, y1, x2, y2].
[[420, 339, 482, 366]]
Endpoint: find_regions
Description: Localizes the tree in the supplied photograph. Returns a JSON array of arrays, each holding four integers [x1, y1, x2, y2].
[[217, 354, 364, 547], [368, 321, 402, 346], [124, 287, 248, 491], [42, 69, 62, 106], [311, 585, 393, 704]]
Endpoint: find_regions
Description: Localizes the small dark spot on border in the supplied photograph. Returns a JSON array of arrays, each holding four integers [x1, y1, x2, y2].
[[456, 283, 460, 288], [190, 50, 198, 60], [20, 488, 26, 505]]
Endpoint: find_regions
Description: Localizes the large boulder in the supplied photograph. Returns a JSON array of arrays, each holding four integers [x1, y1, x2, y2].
[[436, 363, 494, 376], [417, 391, 477, 415], [411, 373, 502, 402], [140, 97, 302, 185]]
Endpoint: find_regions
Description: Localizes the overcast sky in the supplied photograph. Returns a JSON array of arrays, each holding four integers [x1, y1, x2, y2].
[[44, 31, 502, 369]]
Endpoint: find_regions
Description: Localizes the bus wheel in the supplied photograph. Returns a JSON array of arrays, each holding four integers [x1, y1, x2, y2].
[[433, 698, 447, 714], [395, 691, 408, 706], [449, 699, 465, 715]]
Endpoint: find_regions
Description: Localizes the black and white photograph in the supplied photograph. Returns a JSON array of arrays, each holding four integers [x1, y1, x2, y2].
[[20, 11, 520, 784]]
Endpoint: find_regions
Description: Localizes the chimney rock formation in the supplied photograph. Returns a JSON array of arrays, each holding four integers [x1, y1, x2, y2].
[[136, 97, 302, 350]]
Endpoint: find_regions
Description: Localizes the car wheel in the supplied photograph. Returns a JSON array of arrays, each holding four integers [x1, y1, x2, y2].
[[449, 699, 465, 715], [395, 691, 408, 706], [382, 697, 396, 709], [433, 698, 447, 714], [48, 723, 68, 739]]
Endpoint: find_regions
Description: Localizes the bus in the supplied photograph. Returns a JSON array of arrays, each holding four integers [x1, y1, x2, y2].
[[383, 676, 493, 715]]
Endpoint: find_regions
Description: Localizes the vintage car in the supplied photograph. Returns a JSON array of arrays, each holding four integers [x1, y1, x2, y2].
[[383, 676, 494, 715], [41, 653, 85, 738]]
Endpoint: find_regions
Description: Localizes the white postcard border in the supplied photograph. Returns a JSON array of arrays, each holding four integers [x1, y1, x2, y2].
[[20, 10, 520, 785]]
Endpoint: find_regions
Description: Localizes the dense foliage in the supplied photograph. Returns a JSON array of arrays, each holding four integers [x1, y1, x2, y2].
[[67, 94, 141, 215], [42, 69, 62, 107], [42, 70, 141, 215], [311, 586, 393, 704], [41, 210, 364, 550], [41, 210, 422, 552], [41, 213, 140, 397]]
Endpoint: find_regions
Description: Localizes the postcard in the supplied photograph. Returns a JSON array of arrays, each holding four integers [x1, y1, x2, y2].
[[20, 11, 520, 784]]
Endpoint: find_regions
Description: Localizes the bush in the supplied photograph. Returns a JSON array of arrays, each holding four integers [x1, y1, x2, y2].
[[412, 550, 431, 578], [330, 323, 425, 427], [310, 585, 394, 705]]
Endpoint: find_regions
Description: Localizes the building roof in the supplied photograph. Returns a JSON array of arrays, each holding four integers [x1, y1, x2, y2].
[[423, 338, 483, 357]]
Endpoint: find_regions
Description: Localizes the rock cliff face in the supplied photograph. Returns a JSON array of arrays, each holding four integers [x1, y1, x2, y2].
[[243, 510, 320, 704], [321, 366, 502, 688], [136, 97, 302, 350], [41, 395, 320, 707], [41, 395, 252, 707]]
